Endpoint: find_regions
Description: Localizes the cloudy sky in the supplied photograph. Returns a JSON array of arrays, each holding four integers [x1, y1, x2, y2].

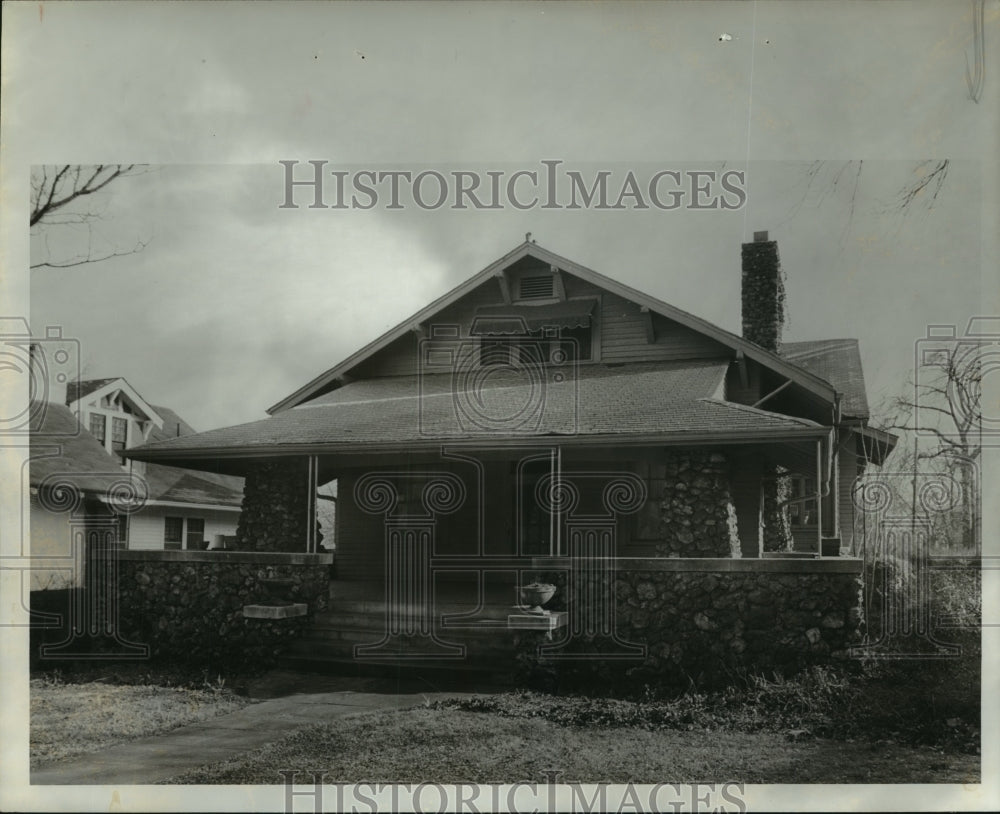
[[6, 1, 994, 435], [24, 159, 984, 431]]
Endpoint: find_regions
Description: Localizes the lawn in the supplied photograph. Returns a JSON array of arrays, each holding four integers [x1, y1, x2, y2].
[[30, 676, 251, 767], [164, 706, 979, 784]]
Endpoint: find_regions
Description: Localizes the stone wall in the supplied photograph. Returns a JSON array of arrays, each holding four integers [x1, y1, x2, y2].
[[644, 451, 738, 558], [519, 559, 863, 691], [236, 459, 314, 552], [105, 551, 331, 671]]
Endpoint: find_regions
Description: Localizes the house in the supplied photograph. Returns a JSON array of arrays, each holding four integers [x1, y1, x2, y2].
[[28, 375, 244, 592], [125, 235, 896, 680]]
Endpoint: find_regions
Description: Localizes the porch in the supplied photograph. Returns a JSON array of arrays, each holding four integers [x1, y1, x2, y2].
[[283, 556, 864, 683], [128, 435, 868, 680]]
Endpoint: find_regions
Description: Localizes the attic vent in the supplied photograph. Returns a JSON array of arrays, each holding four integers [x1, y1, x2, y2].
[[518, 275, 554, 300]]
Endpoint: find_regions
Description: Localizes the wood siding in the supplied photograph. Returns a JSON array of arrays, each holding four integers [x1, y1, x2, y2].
[[346, 272, 729, 381], [127, 508, 239, 550], [724, 358, 762, 405], [29, 495, 82, 589]]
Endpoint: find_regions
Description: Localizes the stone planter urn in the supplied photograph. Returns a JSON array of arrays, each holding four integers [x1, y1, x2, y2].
[[518, 582, 557, 614]]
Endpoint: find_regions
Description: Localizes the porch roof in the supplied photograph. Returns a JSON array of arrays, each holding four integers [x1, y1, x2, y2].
[[128, 360, 827, 465]]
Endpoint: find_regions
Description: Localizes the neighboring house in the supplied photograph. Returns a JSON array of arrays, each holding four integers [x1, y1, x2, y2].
[[128, 235, 895, 576], [28, 376, 244, 591]]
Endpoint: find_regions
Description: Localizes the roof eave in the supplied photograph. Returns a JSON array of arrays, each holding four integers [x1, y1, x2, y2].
[[267, 241, 838, 414], [266, 241, 539, 414], [126, 425, 833, 464]]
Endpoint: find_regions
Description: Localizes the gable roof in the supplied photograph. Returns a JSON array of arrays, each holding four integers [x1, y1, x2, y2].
[[29, 401, 128, 495], [29, 399, 243, 507], [780, 339, 869, 419], [141, 466, 244, 508], [148, 405, 197, 441], [128, 359, 826, 467], [268, 241, 838, 414], [65, 378, 117, 405], [65, 376, 164, 427], [144, 404, 244, 505]]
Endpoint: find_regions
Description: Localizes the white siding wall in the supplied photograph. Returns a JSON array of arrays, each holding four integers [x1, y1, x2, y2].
[[127, 507, 240, 550], [29, 495, 82, 590]]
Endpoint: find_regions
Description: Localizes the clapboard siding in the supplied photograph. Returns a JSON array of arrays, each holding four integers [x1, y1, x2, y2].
[[349, 272, 729, 379], [724, 359, 762, 405], [127, 507, 239, 550]]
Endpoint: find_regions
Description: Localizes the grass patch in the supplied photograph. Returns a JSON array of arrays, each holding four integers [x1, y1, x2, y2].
[[164, 707, 978, 784], [30, 674, 251, 767], [31, 661, 260, 694], [434, 657, 980, 756]]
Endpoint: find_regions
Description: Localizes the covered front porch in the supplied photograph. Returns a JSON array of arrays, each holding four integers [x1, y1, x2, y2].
[[156, 434, 861, 676], [229, 432, 847, 563]]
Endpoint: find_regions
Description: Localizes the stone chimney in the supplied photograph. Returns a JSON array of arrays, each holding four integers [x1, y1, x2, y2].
[[741, 230, 784, 353]]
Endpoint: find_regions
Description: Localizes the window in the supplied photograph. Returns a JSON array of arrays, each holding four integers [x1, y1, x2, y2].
[[480, 335, 546, 366], [559, 325, 592, 362], [480, 326, 592, 366], [186, 518, 205, 550], [480, 337, 517, 366], [111, 417, 128, 452], [789, 477, 818, 527], [89, 413, 107, 442], [164, 516, 183, 549]]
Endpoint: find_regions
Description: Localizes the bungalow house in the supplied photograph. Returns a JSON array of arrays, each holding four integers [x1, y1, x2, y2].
[[125, 234, 896, 680], [28, 375, 244, 593]]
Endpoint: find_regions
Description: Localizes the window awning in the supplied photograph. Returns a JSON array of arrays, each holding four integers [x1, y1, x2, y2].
[[470, 300, 594, 335]]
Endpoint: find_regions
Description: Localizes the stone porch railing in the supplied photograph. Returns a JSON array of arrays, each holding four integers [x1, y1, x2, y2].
[[104, 550, 333, 669]]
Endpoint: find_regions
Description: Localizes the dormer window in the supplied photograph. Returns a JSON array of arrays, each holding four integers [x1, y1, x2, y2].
[[111, 417, 128, 453], [480, 327, 592, 366], [559, 325, 592, 362], [472, 299, 598, 366], [89, 413, 107, 442]]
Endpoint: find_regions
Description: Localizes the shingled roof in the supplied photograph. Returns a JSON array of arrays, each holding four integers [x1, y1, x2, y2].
[[129, 360, 825, 464], [780, 339, 870, 419], [268, 241, 839, 414], [64, 378, 117, 405], [30, 399, 243, 506], [29, 401, 128, 495]]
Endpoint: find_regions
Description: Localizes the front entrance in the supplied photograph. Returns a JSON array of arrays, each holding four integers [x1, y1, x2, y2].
[[516, 455, 557, 557]]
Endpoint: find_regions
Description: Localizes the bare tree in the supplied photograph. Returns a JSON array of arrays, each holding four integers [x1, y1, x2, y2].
[[882, 340, 982, 549], [30, 164, 150, 269]]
